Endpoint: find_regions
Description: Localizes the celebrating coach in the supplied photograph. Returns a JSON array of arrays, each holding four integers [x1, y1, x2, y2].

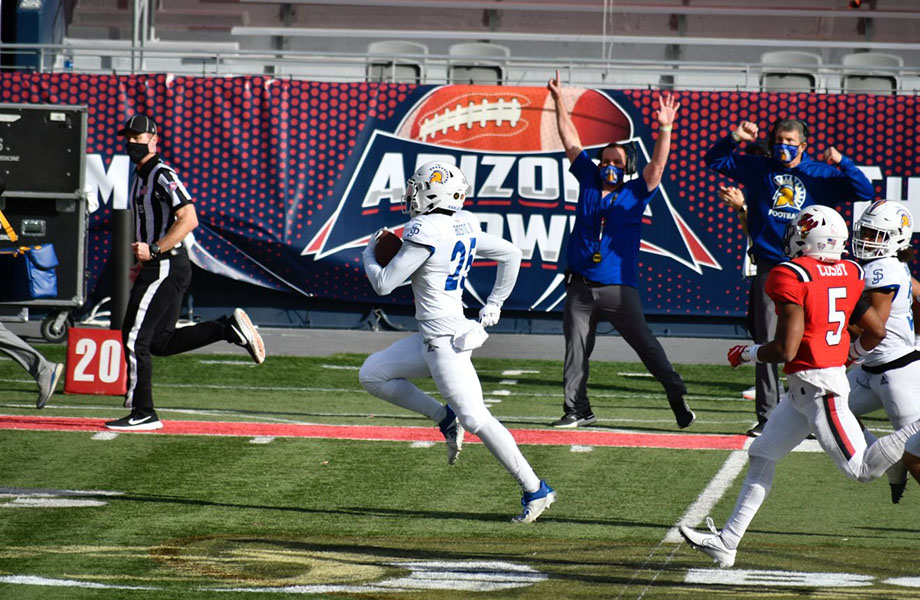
[[106, 115, 266, 431], [547, 71, 695, 430], [704, 118, 874, 436]]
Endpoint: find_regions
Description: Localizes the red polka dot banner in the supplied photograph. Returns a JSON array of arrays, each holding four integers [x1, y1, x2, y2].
[[0, 73, 916, 319]]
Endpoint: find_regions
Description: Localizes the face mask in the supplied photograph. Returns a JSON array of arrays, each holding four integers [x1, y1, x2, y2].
[[126, 141, 151, 164], [774, 143, 800, 164], [600, 165, 624, 186]]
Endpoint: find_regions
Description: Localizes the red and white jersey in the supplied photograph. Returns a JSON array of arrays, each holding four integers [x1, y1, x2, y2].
[[766, 256, 865, 374]]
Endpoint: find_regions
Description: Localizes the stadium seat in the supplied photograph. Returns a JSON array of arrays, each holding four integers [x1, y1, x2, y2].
[[842, 52, 902, 94], [366, 40, 427, 84], [448, 42, 510, 85], [760, 50, 822, 92]]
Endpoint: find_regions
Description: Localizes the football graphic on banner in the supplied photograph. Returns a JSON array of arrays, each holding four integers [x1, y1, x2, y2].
[[395, 86, 632, 152]]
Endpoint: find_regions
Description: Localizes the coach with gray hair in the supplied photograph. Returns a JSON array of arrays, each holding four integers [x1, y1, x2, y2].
[[704, 117, 874, 437]]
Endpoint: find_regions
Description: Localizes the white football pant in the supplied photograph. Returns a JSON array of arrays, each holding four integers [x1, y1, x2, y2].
[[359, 333, 541, 492], [848, 361, 920, 485], [718, 371, 920, 551]]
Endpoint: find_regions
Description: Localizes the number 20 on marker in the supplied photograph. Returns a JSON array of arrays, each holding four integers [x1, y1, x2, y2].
[[64, 328, 127, 396]]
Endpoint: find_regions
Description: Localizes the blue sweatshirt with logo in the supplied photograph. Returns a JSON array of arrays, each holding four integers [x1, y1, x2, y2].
[[704, 135, 874, 264]]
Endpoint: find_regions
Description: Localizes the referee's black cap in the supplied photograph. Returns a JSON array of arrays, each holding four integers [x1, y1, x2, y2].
[[117, 114, 157, 136]]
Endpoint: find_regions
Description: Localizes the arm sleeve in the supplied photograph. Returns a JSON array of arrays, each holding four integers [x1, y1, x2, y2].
[[834, 156, 875, 202], [702, 135, 756, 185], [474, 232, 522, 308], [362, 240, 430, 296], [569, 150, 598, 185], [157, 169, 193, 208]]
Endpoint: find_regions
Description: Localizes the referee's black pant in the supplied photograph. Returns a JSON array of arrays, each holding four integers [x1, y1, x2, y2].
[[122, 250, 231, 414]]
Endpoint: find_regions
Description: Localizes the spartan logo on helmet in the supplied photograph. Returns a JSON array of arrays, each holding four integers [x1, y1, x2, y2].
[[852, 199, 915, 260]]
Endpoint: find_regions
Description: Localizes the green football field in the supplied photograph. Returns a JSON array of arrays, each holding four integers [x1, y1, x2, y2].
[[0, 344, 917, 599]]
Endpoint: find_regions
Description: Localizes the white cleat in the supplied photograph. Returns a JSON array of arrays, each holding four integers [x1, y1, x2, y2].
[[512, 480, 555, 523], [679, 518, 736, 568]]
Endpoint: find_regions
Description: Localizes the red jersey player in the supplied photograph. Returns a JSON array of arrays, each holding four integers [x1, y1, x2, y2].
[[680, 205, 920, 568]]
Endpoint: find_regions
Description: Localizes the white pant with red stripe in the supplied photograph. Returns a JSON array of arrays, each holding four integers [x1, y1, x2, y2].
[[718, 368, 920, 551]]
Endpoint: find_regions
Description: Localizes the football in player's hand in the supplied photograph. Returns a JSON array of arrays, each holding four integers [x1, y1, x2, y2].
[[374, 230, 403, 266]]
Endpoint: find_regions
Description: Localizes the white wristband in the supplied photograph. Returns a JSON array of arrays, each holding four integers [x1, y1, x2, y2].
[[850, 338, 869, 359], [747, 344, 763, 364]]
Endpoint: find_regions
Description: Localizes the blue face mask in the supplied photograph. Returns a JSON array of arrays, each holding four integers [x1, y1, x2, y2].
[[774, 143, 800, 164], [600, 165, 624, 186]]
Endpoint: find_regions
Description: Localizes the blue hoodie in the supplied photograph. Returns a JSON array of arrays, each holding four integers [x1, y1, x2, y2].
[[704, 135, 874, 264]]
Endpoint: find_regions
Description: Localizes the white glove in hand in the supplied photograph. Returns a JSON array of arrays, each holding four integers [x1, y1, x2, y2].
[[479, 303, 501, 328]]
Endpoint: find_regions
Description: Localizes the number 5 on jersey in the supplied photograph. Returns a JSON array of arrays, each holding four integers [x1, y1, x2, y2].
[[64, 328, 127, 395]]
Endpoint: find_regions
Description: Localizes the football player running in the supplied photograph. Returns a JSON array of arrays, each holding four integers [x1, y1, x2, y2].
[[680, 205, 920, 568], [359, 160, 555, 523], [847, 200, 920, 504]]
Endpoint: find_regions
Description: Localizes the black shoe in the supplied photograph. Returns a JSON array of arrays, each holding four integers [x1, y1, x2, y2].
[[669, 398, 695, 429], [746, 422, 765, 437], [551, 413, 597, 428], [105, 411, 163, 431], [891, 482, 907, 504]]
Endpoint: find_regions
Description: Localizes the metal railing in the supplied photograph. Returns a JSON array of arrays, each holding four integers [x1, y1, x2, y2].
[[1, 41, 917, 94]]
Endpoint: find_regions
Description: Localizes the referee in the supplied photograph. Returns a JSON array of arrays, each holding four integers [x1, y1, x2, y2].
[[105, 114, 265, 431]]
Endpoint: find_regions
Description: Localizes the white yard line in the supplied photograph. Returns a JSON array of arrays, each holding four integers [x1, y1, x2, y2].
[[615, 442, 752, 600], [664, 446, 751, 543]]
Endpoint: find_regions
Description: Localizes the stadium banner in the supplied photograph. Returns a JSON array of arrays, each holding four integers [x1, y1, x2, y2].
[[1, 73, 916, 318]]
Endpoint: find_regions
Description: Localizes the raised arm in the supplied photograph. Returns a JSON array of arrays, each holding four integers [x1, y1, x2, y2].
[[819, 146, 875, 203], [642, 92, 680, 191], [547, 70, 583, 164]]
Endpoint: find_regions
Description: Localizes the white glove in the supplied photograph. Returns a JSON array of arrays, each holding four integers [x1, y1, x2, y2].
[[479, 303, 501, 328]]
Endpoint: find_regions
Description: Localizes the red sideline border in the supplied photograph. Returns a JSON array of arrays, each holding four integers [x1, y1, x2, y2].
[[0, 415, 746, 450]]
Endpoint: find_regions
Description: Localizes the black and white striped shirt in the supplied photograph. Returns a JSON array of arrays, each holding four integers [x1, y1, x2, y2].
[[129, 155, 193, 246]]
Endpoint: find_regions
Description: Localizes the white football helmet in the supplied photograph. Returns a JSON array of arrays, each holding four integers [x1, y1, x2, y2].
[[402, 161, 469, 217], [852, 199, 914, 260], [783, 205, 849, 262]]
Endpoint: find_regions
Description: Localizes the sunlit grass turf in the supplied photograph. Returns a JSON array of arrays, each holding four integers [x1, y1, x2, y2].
[[0, 344, 915, 600]]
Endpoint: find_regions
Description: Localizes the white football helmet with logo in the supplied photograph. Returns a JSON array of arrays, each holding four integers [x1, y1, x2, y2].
[[403, 161, 469, 217], [852, 199, 914, 260], [783, 205, 849, 262]]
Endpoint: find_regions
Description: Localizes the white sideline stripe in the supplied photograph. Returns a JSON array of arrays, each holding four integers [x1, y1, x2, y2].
[[91, 432, 119, 441], [249, 436, 275, 444], [618, 372, 654, 377], [501, 370, 540, 375], [484, 398, 502, 403], [322, 364, 360, 370], [411, 441, 435, 449], [499, 379, 518, 385], [663, 446, 751, 544], [489, 390, 512, 396], [570, 445, 594, 453]]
